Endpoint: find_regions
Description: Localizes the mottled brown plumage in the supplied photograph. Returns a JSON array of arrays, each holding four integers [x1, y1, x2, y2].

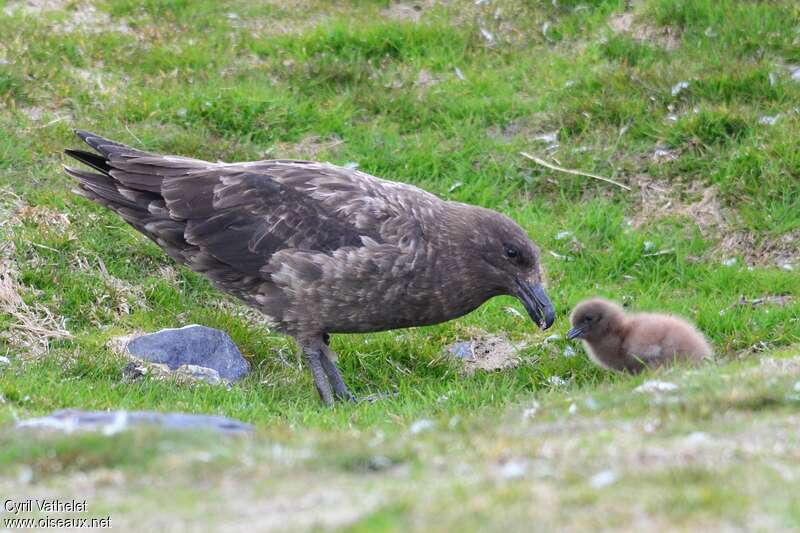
[[567, 298, 712, 373], [65, 130, 555, 404]]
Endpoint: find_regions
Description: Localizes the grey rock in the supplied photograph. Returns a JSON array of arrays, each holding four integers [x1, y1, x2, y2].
[[126, 325, 249, 382], [0, 356, 10, 366], [16, 409, 253, 435]]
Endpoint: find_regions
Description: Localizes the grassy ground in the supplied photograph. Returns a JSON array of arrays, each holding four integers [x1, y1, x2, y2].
[[1, 0, 799, 530]]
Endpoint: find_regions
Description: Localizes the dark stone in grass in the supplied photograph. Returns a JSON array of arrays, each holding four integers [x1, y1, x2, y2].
[[127, 325, 249, 382], [16, 409, 253, 435]]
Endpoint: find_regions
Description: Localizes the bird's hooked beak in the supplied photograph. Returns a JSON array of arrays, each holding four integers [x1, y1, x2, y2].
[[515, 278, 555, 330], [566, 326, 586, 340]]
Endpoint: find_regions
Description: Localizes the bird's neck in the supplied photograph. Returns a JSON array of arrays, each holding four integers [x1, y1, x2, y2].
[[426, 204, 507, 315]]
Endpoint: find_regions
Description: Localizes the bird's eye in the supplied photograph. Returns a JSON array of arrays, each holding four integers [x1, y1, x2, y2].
[[504, 245, 519, 259], [584, 315, 594, 323]]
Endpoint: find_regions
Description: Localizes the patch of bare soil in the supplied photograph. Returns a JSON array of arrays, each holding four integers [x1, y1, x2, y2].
[[230, 2, 347, 39], [4, 0, 131, 34], [633, 179, 799, 268], [3, 0, 68, 15], [608, 11, 681, 51], [15, 204, 74, 238], [448, 332, 527, 374], [381, 2, 426, 23]]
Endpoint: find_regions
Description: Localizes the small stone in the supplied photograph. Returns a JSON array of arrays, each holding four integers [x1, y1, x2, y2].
[[16, 466, 33, 486], [126, 325, 249, 382], [634, 380, 678, 394], [555, 231, 572, 241], [548, 376, 567, 387], [409, 419, 435, 435], [683, 431, 711, 446], [367, 455, 393, 471], [448, 341, 474, 359], [497, 459, 529, 480], [521, 401, 540, 421], [533, 132, 558, 144], [568, 403, 577, 414], [671, 81, 689, 97], [721, 257, 737, 266], [0, 356, 10, 365], [758, 115, 779, 126], [563, 346, 576, 358], [589, 469, 618, 489]]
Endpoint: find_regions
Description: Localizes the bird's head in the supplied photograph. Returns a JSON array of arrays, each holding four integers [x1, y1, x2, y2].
[[453, 206, 555, 330], [567, 298, 623, 341]]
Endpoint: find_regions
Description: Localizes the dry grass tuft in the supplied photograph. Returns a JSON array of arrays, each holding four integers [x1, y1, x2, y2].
[[634, 180, 798, 268], [0, 192, 72, 358]]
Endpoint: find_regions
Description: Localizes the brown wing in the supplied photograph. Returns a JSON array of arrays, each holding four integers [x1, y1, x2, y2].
[[64, 131, 433, 299]]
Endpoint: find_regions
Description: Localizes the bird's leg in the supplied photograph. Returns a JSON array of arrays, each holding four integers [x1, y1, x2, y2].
[[320, 337, 355, 402], [301, 342, 334, 406]]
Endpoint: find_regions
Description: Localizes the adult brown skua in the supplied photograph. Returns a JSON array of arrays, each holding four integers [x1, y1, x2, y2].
[[64, 130, 555, 405], [567, 298, 711, 373]]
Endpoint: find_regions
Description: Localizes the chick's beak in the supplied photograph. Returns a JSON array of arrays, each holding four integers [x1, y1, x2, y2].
[[566, 326, 585, 340], [515, 278, 555, 330]]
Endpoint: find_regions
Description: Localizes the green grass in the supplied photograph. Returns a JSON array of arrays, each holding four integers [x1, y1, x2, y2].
[[1, 0, 800, 530]]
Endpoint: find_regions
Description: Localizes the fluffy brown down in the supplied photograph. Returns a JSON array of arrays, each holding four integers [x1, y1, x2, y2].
[[568, 298, 712, 373]]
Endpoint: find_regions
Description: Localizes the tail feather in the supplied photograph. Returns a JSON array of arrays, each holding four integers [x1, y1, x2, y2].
[[64, 166, 144, 211], [73, 129, 139, 155], [64, 130, 236, 280], [64, 149, 111, 173], [64, 131, 186, 251]]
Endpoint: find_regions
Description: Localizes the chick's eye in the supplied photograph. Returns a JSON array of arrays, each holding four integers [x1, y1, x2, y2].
[[504, 245, 519, 259], [584, 315, 594, 323]]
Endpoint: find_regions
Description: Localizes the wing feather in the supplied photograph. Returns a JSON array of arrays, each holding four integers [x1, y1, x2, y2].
[[65, 132, 434, 289]]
